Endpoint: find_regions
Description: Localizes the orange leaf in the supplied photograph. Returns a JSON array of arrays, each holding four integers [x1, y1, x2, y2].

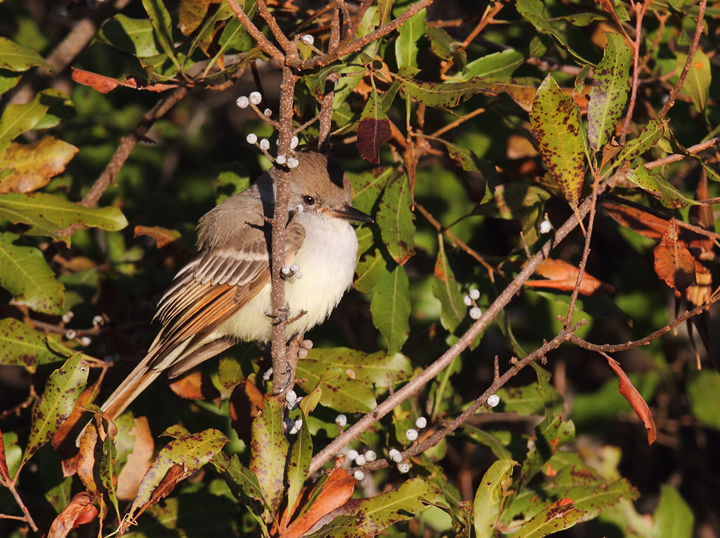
[[47, 492, 98, 538], [653, 221, 696, 292], [134, 225, 183, 248], [281, 468, 356, 538], [600, 199, 670, 240], [605, 356, 657, 445], [71, 68, 135, 93], [0, 137, 79, 194], [526, 258, 615, 296], [168, 370, 221, 401]]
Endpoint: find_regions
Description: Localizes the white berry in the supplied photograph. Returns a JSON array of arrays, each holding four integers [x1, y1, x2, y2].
[[276, 154, 287, 165], [539, 219, 552, 234], [469, 307, 482, 320], [300, 34, 314, 45], [259, 139, 270, 151], [389, 449, 402, 462], [487, 394, 500, 408], [264, 108, 272, 117], [415, 417, 427, 429], [354, 470, 364, 480], [294, 271, 303, 279], [236, 96, 249, 108], [463, 295, 472, 306], [249, 91, 262, 105], [285, 390, 297, 403], [80, 336, 92, 347], [355, 455, 366, 466], [287, 157, 299, 169], [347, 449, 358, 461], [335, 414, 347, 427], [291, 136, 299, 149], [398, 462, 410, 473], [469, 289, 480, 300], [65, 329, 76, 340], [246, 133, 257, 144], [365, 450, 376, 462], [62, 311, 74, 323], [406, 429, 418, 441]]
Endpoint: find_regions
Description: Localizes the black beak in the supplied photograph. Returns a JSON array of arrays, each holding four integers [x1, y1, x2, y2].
[[327, 204, 374, 224]]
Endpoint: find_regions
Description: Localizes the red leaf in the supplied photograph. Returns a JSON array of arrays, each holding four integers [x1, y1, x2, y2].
[[134, 225, 182, 248], [653, 221, 696, 292], [167, 370, 221, 401], [281, 468, 356, 538], [71, 68, 134, 94], [526, 258, 615, 296], [357, 118, 392, 164], [47, 492, 98, 538], [0, 425, 9, 481], [605, 356, 657, 445]]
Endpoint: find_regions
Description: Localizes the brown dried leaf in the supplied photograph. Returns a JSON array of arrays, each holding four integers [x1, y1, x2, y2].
[[0, 137, 79, 194], [47, 492, 98, 538], [117, 417, 154, 501], [605, 356, 657, 445], [77, 422, 100, 496], [600, 199, 670, 240], [357, 118, 392, 164], [71, 68, 178, 94], [281, 468, 356, 538], [654, 221, 696, 292], [229, 379, 264, 444], [526, 258, 615, 296]]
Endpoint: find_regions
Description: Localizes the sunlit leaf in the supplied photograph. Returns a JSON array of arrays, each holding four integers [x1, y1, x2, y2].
[[676, 49, 711, 112], [376, 173, 415, 264], [474, 460, 516, 538], [0, 37, 50, 72], [250, 398, 288, 513], [653, 485, 694, 538], [0, 136, 78, 194], [0, 318, 69, 370], [395, 8, 427, 70], [588, 33, 631, 151], [529, 75, 586, 208]]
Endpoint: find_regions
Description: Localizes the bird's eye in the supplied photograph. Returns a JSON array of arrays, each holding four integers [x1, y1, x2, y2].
[[303, 195, 315, 206]]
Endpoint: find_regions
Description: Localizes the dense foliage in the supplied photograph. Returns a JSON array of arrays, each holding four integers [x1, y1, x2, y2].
[[1, 0, 719, 536]]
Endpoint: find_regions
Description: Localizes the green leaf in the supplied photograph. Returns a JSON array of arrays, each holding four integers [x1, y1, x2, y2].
[[432, 238, 466, 332], [218, 453, 270, 513], [302, 347, 412, 387], [0, 92, 50, 155], [142, 0, 180, 68], [550, 13, 607, 26], [18, 354, 88, 473], [250, 398, 288, 513], [0, 318, 69, 371], [688, 371, 720, 429], [0, 232, 65, 314], [547, 478, 639, 521], [296, 359, 377, 413], [516, 0, 593, 65], [474, 460, 516, 538], [356, 478, 439, 530], [0, 37, 51, 72], [676, 49, 711, 112], [588, 33, 631, 151], [129, 428, 229, 516], [349, 166, 393, 215], [395, 8, 428, 70], [376, 174, 415, 264], [355, 247, 387, 293], [625, 164, 699, 209], [652, 485, 694, 538], [286, 411, 311, 516], [459, 49, 525, 81], [513, 500, 586, 538], [616, 118, 667, 163], [474, 183, 550, 219], [520, 416, 575, 488], [0, 193, 128, 243], [371, 264, 411, 354], [397, 74, 494, 108], [96, 15, 163, 58], [530, 75, 586, 208], [427, 27, 459, 61], [179, 0, 213, 36]]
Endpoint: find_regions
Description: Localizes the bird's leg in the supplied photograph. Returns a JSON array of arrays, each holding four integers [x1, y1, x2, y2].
[[268, 305, 290, 326]]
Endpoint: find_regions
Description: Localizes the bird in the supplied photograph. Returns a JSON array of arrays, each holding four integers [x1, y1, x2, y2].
[[99, 152, 373, 421]]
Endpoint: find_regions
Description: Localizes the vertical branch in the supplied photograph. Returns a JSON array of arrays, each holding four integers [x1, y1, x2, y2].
[[658, 0, 707, 119], [619, 0, 650, 144], [270, 65, 299, 393], [318, 3, 342, 153]]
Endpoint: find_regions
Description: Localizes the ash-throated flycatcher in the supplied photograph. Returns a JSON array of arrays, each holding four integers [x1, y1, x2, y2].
[[100, 152, 372, 420]]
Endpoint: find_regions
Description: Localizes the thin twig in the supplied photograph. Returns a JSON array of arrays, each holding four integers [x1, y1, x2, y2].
[[415, 201, 498, 275], [363, 324, 583, 472], [619, 0, 651, 144], [645, 138, 719, 169], [255, 0, 295, 56], [224, 0, 284, 62], [657, 0, 707, 119]]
